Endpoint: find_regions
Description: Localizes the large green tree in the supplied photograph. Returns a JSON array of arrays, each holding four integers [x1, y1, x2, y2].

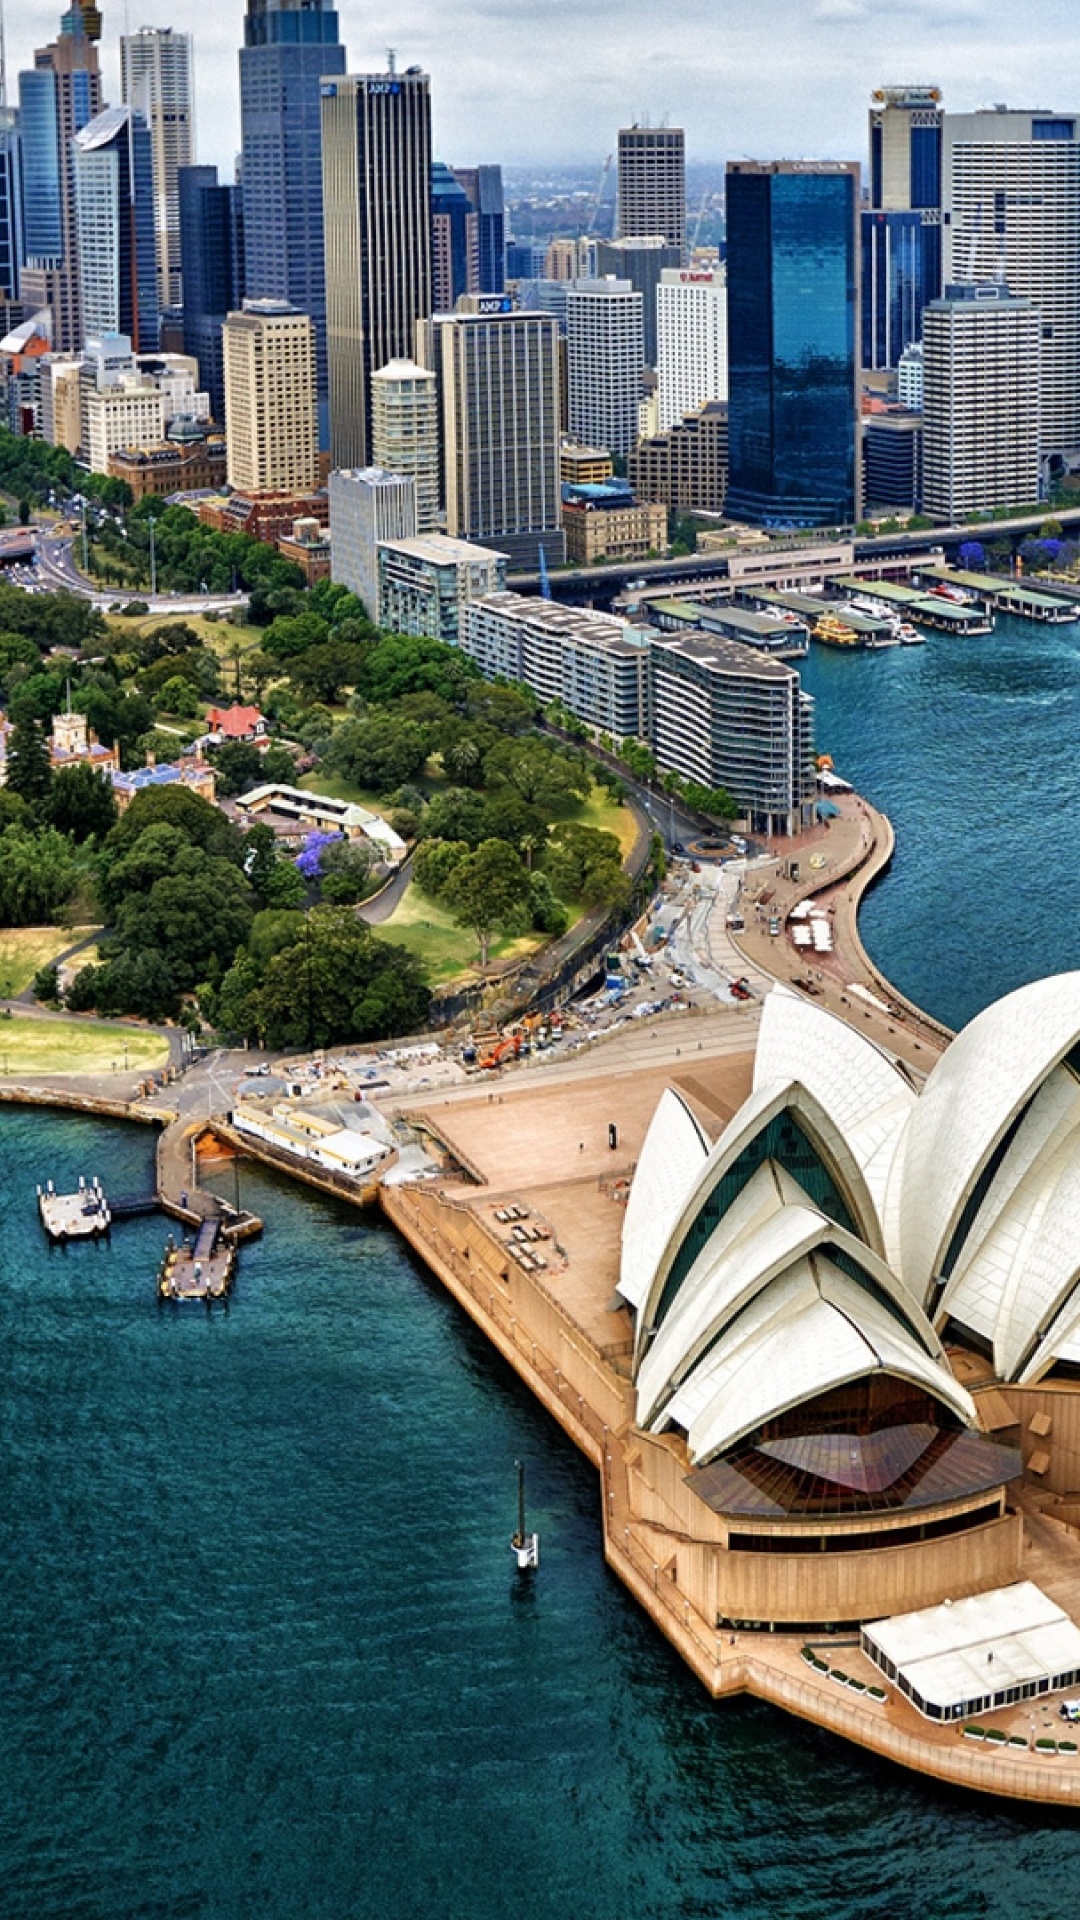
[[45, 762, 118, 842], [4, 717, 53, 810], [452, 838, 529, 967], [216, 906, 429, 1047]]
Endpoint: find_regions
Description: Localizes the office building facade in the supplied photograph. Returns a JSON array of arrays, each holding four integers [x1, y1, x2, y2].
[[223, 299, 317, 494], [649, 631, 815, 835], [656, 267, 727, 430], [178, 164, 245, 422], [328, 466, 417, 621], [628, 402, 729, 514], [595, 236, 679, 365], [73, 105, 159, 352], [378, 534, 506, 646], [431, 161, 473, 312], [862, 412, 922, 510], [943, 106, 1080, 457], [370, 359, 440, 533], [422, 299, 563, 569], [861, 210, 925, 371], [725, 162, 860, 528], [239, 0, 346, 443], [617, 125, 686, 262], [921, 285, 1041, 521], [19, 5, 103, 352], [119, 27, 193, 310], [867, 85, 943, 311], [453, 166, 504, 294], [322, 68, 432, 469], [566, 278, 645, 460], [0, 110, 24, 311], [462, 594, 650, 738]]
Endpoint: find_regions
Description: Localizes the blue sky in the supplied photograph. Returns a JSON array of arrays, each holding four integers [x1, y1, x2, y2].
[[9, 0, 1080, 179]]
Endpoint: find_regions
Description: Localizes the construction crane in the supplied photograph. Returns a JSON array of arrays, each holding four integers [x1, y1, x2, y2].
[[588, 153, 613, 234]]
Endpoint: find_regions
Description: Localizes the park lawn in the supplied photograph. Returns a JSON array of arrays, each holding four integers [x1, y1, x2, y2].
[[0, 926, 101, 996], [0, 1013, 168, 1076], [105, 612, 261, 655], [379, 884, 543, 986], [571, 783, 638, 858], [297, 768, 386, 810]]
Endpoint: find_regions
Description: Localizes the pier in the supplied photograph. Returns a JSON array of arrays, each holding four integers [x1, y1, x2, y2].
[[915, 562, 1080, 624], [37, 1175, 110, 1239], [830, 574, 994, 634], [743, 587, 897, 647], [157, 1215, 236, 1303]]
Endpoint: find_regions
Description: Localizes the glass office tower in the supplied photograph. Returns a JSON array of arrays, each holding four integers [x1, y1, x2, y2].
[[861, 209, 924, 370], [725, 161, 860, 528], [179, 164, 245, 422], [239, 0, 346, 445]]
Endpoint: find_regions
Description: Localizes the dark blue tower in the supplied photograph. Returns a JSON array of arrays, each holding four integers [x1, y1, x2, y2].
[[861, 210, 924, 370], [726, 162, 859, 529], [239, 0, 345, 446], [179, 164, 245, 421]]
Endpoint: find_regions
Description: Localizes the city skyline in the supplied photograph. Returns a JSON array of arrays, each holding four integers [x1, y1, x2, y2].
[[6, 0, 1080, 180]]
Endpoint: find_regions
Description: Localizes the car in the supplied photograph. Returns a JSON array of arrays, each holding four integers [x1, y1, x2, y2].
[[672, 840, 686, 856]]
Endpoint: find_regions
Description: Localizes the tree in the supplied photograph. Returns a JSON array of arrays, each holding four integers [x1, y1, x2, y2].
[[318, 837, 372, 904], [0, 825, 80, 925], [413, 837, 470, 901], [109, 852, 253, 992], [234, 906, 430, 1047], [287, 640, 367, 705], [262, 611, 331, 660], [213, 740, 268, 798], [5, 717, 53, 811], [325, 714, 429, 792], [419, 787, 486, 848], [45, 762, 118, 842], [543, 822, 628, 908], [452, 838, 529, 966]]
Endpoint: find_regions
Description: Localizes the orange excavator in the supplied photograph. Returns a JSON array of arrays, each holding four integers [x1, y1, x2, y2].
[[478, 1032, 523, 1070]]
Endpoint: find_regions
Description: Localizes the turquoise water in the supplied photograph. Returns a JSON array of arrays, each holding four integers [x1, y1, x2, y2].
[[6, 616, 1080, 1914], [801, 612, 1080, 1030], [3, 1106, 1080, 1918]]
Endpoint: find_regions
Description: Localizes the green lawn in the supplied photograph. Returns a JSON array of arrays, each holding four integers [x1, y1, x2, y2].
[[0, 926, 100, 996], [379, 886, 542, 986], [0, 1013, 168, 1075], [296, 768, 386, 809], [573, 784, 638, 857]]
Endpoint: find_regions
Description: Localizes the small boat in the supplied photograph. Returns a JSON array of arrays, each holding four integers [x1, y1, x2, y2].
[[898, 623, 925, 645], [930, 582, 973, 604]]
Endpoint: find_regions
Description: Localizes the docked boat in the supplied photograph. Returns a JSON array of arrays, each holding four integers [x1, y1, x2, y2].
[[898, 622, 925, 645], [812, 613, 861, 648]]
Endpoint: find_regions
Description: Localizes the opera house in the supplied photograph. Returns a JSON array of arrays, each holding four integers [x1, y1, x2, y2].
[[617, 975, 1080, 1635]]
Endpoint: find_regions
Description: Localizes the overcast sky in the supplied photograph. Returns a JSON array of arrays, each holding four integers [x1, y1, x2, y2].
[[8, 0, 1080, 180]]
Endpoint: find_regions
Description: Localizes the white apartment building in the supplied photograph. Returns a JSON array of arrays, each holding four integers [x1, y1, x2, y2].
[[566, 278, 645, 460], [657, 267, 727, 432], [329, 467, 417, 622], [921, 286, 1042, 521], [944, 107, 1080, 455], [897, 340, 924, 411], [223, 300, 317, 495], [78, 332, 209, 473], [461, 593, 650, 738], [120, 26, 194, 310], [370, 360, 440, 533]]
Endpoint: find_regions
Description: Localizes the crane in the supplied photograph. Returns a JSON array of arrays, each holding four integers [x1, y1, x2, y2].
[[588, 153, 613, 234]]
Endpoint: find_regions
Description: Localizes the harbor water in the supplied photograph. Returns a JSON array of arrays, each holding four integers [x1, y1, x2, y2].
[[4, 612, 1080, 1914]]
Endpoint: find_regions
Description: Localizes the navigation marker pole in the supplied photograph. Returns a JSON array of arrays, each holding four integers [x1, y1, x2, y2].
[[510, 1459, 539, 1571]]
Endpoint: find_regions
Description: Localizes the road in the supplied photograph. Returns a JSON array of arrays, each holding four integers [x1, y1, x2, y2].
[[33, 528, 249, 617]]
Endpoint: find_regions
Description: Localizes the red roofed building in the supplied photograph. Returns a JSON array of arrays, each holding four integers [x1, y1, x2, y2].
[[205, 704, 270, 746]]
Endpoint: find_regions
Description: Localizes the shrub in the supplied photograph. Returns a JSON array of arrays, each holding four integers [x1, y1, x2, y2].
[[829, 1669, 849, 1684], [31, 962, 60, 1002], [1008, 1736, 1028, 1748], [1059, 1739, 1078, 1753], [984, 1728, 1007, 1744], [846, 1678, 866, 1692], [867, 1686, 886, 1701], [963, 1725, 985, 1740], [1035, 1738, 1057, 1751]]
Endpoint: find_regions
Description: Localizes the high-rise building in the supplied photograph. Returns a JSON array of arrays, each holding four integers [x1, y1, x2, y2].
[[178, 164, 245, 422], [617, 125, 686, 262], [628, 401, 729, 513], [898, 339, 924, 409], [452, 166, 504, 294], [462, 595, 650, 738], [328, 466, 417, 620], [120, 27, 194, 312], [370, 359, 440, 532], [649, 632, 815, 836], [596, 236, 679, 366], [239, 0, 345, 445], [431, 161, 474, 312], [921, 284, 1041, 521], [861, 211, 925, 371], [73, 105, 159, 351], [0, 109, 24, 311], [321, 68, 432, 469], [943, 106, 1080, 456], [420, 297, 564, 569], [566, 277, 644, 459], [656, 266, 727, 430], [725, 161, 860, 528], [223, 299, 317, 494], [867, 86, 944, 309], [18, 4, 103, 351]]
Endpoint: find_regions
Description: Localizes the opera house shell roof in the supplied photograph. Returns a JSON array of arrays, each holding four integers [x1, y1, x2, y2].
[[619, 976, 1080, 1517]]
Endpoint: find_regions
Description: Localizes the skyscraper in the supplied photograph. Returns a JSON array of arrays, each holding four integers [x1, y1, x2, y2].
[[321, 67, 432, 469], [431, 161, 474, 312], [595, 236, 679, 366], [868, 86, 944, 308], [943, 106, 1080, 457], [922, 284, 1041, 519], [179, 164, 245, 422], [656, 267, 727, 431], [239, 0, 345, 443], [73, 104, 159, 351], [120, 26, 194, 311], [725, 161, 860, 528], [617, 125, 686, 262], [18, 2, 103, 351], [0, 109, 24, 311], [452, 166, 505, 294], [860, 210, 924, 371], [566, 278, 645, 459], [370, 360, 439, 532], [420, 297, 564, 568], [223, 299, 317, 494]]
